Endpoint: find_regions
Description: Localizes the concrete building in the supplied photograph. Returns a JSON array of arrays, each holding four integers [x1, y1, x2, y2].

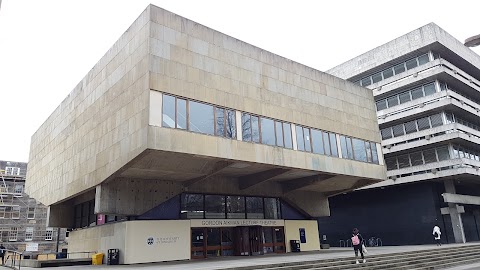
[[0, 161, 67, 254], [325, 23, 480, 246], [26, 5, 385, 264]]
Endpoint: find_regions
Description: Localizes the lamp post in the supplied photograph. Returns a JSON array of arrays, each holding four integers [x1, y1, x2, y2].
[[465, 34, 480, 47]]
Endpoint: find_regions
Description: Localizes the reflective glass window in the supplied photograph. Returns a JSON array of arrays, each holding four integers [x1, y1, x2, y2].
[[296, 126, 305, 151], [381, 128, 393, 139], [430, 113, 443, 127], [215, 108, 225, 137], [406, 58, 418, 70], [365, 142, 372, 162], [417, 54, 429, 65], [312, 129, 325, 155], [372, 73, 383, 84], [181, 194, 204, 219], [423, 83, 436, 96], [393, 63, 406, 75], [397, 154, 410, 168], [437, 146, 450, 161], [399, 92, 411, 104], [376, 100, 388, 111], [177, 98, 187, 129], [382, 68, 394, 79], [226, 196, 245, 219], [392, 124, 405, 137], [404, 120, 418, 134], [323, 132, 331, 156], [371, 142, 379, 164], [411, 87, 424, 100], [260, 118, 276, 146], [205, 195, 226, 219], [352, 138, 367, 162], [246, 197, 264, 219], [423, 148, 438, 163], [346, 137, 354, 159], [387, 96, 399, 108], [385, 157, 398, 170], [329, 133, 338, 157], [275, 121, 284, 147], [251, 116, 260, 143], [361, 77, 372, 87], [410, 151, 424, 166], [303, 127, 312, 152], [189, 101, 214, 135], [226, 110, 236, 139], [283, 123, 293, 149], [264, 198, 281, 219], [242, 113, 252, 141], [162, 95, 176, 128], [340, 136, 348, 159], [417, 117, 431, 131]]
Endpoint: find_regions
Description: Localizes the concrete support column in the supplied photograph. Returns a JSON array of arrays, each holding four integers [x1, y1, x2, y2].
[[444, 180, 466, 243]]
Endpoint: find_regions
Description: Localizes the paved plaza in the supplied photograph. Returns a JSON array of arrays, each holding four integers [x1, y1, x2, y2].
[[13, 243, 480, 270]]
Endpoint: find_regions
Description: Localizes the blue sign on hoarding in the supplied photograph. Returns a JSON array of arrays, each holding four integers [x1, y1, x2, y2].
[[299, 228, 306, 243]]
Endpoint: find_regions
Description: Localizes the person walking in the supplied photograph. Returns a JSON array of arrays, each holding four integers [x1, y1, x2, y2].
[[351, 228, 366, 264], [433, 225, 442, 246], [0, 243, 5, 265]]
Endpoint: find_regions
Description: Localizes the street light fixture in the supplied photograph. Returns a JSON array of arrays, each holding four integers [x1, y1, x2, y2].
[[465, 34, 480, 47]]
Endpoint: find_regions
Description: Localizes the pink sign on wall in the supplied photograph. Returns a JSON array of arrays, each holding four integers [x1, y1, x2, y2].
[[97, 214, 105, 225]]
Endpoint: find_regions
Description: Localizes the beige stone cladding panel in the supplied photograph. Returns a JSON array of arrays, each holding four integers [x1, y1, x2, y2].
[[328, 23, 480, 79], [67, 223, 126, 262], [26, 7, 153, 205], [284, 220, 320, 252], [147, 5, 380, 143], [124, 220, 190, 264], [148, 127, 385, 180]]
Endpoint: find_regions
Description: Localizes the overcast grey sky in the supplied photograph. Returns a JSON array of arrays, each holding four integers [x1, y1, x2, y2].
[[0, 0, 479, 162]]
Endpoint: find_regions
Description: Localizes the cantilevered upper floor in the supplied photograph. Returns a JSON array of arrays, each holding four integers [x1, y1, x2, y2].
[[26, 5, 386, 225]]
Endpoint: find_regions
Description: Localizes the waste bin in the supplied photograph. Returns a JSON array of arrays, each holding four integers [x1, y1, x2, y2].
[[290, 240, 301, 252], [92, 253, 104, 265], [107, 249, 120, 265]]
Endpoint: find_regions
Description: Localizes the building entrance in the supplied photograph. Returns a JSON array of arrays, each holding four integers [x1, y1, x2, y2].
[[191, 226, 285, 259]]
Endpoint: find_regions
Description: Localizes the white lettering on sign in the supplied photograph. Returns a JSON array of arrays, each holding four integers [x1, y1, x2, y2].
[[191, 219, 284, 228], [146, 236, 181, 246]]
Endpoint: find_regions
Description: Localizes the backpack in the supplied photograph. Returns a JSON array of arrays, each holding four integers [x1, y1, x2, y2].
[[352, 235, 360, 245]]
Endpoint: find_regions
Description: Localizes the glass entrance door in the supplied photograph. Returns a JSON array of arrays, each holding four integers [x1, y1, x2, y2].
[[191, 228, 205, 259]]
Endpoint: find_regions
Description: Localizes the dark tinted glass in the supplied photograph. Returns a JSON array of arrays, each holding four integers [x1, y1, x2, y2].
[[246, 197, 264, 219], [394, 63, 406, 74], [382, 68, 394, 79], [405, 58, 418, 70], [205, 195, 225, 219], [372, 72, 383, 83], [181, 194, 204, 219], [226, 196, 245, 219], [264, 198, 281, 219], [417, 54, 429, 65]]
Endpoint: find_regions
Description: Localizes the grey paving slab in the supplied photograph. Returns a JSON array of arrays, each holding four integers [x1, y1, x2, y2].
[[18, 243, 480, 270]]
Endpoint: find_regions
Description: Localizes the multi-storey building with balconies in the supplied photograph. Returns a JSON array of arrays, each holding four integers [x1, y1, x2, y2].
[[324, 23, 480, 246], [26, 5, 385, 264]]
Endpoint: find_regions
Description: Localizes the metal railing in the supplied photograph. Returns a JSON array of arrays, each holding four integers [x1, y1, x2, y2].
[[3, 249, 23, 270]]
